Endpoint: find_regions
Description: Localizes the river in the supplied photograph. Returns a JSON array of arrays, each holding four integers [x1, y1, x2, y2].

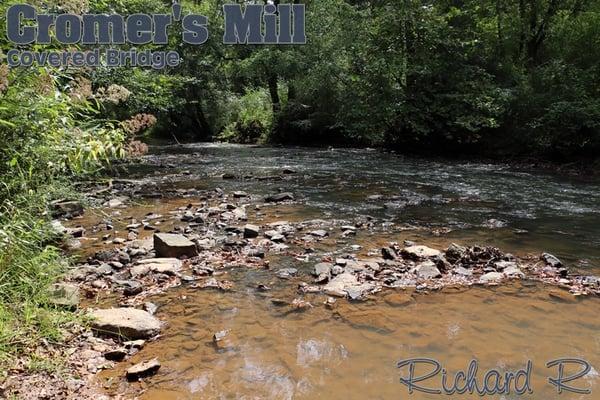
[[91, 143, 600, 399]]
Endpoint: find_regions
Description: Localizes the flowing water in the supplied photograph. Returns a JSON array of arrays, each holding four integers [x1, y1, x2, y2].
[[95, 143, 600, 399]]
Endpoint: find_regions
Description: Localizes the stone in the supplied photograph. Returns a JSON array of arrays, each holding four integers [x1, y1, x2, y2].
[[313, 262, 333, 277], [153, 233, 197, 258], [310, 230, 329, 238], [384, 292, 414, 307], [503, 265, 525, 278], [446, 243, 467, 263], [123, 281, 143, 297], [381, 247, 397, 260], [494, 261, 518, 271], [323, 273, 358, 297], [415, 261, 442, 279], [541, 253, 563, 268], [49, 283, 80, 309], [233, 191, 248, 198], [91, 308, 161, 339], [213, 330, 228, 342], [453, 266, 473, 277], [346, 283, 375, 301], [104, 348, 128, 361], [402, 245, 442, 259], [479, 272, 504, 283], [104, 196, 128, 208], [126, 358, 161, 381], [243, 224, 260, 239], [222, 173, 235, 180], [51, 200, 84, 217], [264, 192, 295, 203], [143, 302, 158, 315], [131, 258, 182, 277], [276, 268, 298, 279]]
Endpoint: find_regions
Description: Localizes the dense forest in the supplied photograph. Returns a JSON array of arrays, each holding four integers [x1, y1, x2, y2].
[[0, 0, 599, 370]]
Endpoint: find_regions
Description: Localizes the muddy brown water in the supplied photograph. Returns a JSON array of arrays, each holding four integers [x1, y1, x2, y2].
[[80, 144, 600, 399]]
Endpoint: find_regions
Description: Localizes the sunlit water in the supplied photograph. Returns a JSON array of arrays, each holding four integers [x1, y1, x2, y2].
[[96, 144, 600, 399]]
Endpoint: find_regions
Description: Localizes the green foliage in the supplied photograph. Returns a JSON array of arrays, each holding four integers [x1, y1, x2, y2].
[[216, 88, 274, 144]]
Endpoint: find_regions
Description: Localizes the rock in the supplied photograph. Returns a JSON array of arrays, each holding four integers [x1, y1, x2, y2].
[[346, 283, 375, 301], [104, 348, 128, 361], [124, 340, 146, 350], [143, 302, 158, 315], [494, 261, 518, 271], [154, 233, 197, 258], [264, 192, 295, 203], [264, 230, 285, 242], [91, 308, 161, 339], [310, 230, 329, 238], [503, 265, 525, 278], [323, 273, 358, 297], [453, 266, 473, 277], [548, 289, 576, 302], [233, 191, 248, 198], [384, 292, 414, 307], [123, 281, 143, 296], [313, 262, 333, 277], [276, 268, 298, 279], [49, 283, 80, 309], [131, 258, 182, 277], [446, 243, 467, 263], [213, 330, 228, 342], [415, 261, 442, 279], [222, 173, 235, 180], [51, 200, 84, 218], [541, 253, 563, 268], [104, 196, 128, 208], [479, 272, 504, 284], [243, 224, 260, 239], [126, 358, 161, 381], [402, 245, 442, 259], [331, 265, 344, 275], [381, 247, 397, 260]]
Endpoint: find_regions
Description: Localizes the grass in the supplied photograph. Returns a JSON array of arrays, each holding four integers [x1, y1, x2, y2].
[[0, 186, 83, 373]]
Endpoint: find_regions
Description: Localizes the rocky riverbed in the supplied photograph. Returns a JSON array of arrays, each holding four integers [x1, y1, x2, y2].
[[5, 144, 600, 399], [4, 174, 600, 399]]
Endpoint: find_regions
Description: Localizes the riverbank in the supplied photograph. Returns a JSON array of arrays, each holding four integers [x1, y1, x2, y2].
[[3, 143, 600, 398]]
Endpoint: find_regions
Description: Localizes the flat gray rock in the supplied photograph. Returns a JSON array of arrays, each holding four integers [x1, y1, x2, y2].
[[480, 272, 504, 283], [154, 233, 197, 258], [126, 358, 161, 380], [91, 308, 161, 339], [402, 245, 442, 259], [415, 261, 442, 279]]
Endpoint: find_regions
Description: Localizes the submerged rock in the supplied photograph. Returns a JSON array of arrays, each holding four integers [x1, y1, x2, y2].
[[131, 258, 182, 277], [91, 308, 161, 340], [154, 233, 197, 258]]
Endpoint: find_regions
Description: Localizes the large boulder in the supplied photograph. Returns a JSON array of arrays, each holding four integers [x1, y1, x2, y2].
[[154, 233, 197, 258], [91, 308, 161, 339]]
